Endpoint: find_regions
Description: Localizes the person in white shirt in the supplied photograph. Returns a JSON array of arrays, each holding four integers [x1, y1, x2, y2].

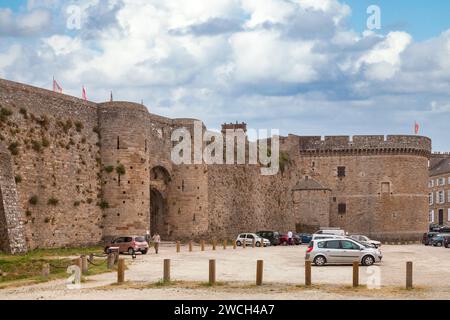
[[152, 233, 161, 254], [288, 231, 293, 245]]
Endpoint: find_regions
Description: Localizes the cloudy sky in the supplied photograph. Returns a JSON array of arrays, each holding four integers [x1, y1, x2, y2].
[[0, 0, 449, 151]]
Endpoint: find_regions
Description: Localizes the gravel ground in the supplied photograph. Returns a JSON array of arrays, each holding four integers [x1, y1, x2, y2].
[[1, 244, 450, 300]]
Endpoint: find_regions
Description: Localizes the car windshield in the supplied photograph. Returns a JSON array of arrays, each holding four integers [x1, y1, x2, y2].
[[135, 237, 146, 242]]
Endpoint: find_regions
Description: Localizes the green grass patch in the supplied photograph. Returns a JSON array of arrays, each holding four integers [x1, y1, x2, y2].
[[0, 246, 108, 288]]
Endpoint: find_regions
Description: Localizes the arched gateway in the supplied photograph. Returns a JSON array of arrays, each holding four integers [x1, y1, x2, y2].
[[149, 166, 171, 237]]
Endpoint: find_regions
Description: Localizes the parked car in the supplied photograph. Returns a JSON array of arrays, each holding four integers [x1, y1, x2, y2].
[[305, 238, 383, 267], [444, 236, 450, 248], [296, 233, 313, 244], [423, 232, 439, 246], [236, 233, 271, 247], [311, 234, 345, 241], [439, 226, 450, 233], [279, 233, 301, 245], [349, 235, 382, 248], [431, 234, 450, 247], [104, 236, 149, 255], [256, 231, 280, 246], [314, 228, 346, 236]]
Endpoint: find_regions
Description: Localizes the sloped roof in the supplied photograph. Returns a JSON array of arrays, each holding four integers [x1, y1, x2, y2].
[[292, 177, 331, 191], [430, 157, 450, 177]]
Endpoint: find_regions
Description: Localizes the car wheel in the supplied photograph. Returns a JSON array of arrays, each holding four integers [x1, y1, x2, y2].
[[313, 256, 326, 266], [104, 247, 110, 254], [236, 241, 242, 247], [362, 255, 375, 266], [141, 249, 148, 255], [256, 241, 261, 247], [128, 248, 135, 255], [437, 242, 443, 247]]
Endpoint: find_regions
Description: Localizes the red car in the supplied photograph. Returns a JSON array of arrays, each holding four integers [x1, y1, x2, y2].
[[279, 234, 301, 245]]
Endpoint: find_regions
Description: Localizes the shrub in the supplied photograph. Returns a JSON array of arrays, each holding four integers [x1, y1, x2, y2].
[[116, 164, 126, 176], [47, 197, 59, 206], [99, 200, 109, 209], [73, 201, 81, 207], [19, 108, 28, 118], [104, 165, 114, 173], [75, 121, 84, 132], [42, 137, 50, 148], [15, 175, 22, 184], [36, 115, 49, 129], [31, 140, 42, 153], [29, 195, 39, 205], [0, 107, 12, 122], [8, 142, 19, 156], [86, 198, 93, 204]]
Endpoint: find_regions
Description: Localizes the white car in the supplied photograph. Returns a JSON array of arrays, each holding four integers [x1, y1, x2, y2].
[[236, 233, 271, 247], [349, 235, 382, 248]]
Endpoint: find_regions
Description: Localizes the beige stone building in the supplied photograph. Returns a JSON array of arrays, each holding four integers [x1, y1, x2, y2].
[[428, 153, 450, 226], [0, 79, 432, 254]]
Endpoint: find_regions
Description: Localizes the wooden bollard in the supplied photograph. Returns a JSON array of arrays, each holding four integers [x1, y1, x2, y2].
[[256, 260, 264, 286], [41, 263, 50, 278], [89, 253, 94, 263], [243, 240, 246, 249], [252, 239, 256, 248], [107, 253, 115, 269], [212, 240, 217, 251], [223, 240, 227, 250], [406, 262, 413, 289], [201, 240, 205, 251], [189, 241, 193, 252], [73, 257, 82, 270], [353, 261, 359, 287], [233, 241, 237, 250], [163, 259, 171, 283], [209, 260, 216, 285], [81, 255, 88, 274], [305, 261, 312, 287], [117, 259, 125, 284], [176, 241, 181, 253]]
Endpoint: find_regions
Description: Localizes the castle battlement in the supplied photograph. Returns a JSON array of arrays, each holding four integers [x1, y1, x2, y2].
[[281, 135, 431, 157]]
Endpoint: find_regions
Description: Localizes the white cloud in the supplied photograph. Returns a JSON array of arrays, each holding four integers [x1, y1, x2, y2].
[[1, 0, 450, 150]]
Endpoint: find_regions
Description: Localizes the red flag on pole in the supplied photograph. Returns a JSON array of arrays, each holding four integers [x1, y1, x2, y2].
[[82, 86, 87, 100], [52, 77, 62, 93], [415, 121, 420, 135]]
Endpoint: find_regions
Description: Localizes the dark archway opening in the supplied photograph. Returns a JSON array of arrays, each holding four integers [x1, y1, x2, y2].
[[150, 188, 166, 236]]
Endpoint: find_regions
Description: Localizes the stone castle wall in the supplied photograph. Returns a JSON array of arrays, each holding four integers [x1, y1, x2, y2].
[[0, 79, 433, 252]]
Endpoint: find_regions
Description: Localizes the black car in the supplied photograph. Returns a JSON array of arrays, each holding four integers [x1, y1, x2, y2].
[[256, 231, 280, 246], [444, 236, 450, 248], [423, 232, 439, 246]]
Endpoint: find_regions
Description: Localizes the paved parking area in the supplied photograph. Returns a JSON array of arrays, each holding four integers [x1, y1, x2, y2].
[[1, 244, 450, 300]]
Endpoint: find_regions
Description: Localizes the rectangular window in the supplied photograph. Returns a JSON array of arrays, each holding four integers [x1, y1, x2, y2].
[[429, 180, 434, 188], [338, 203, 347, 214], [439, 178, 445, 186], [438, 191, 445, 204], [448, 190, 450, 203], [337, 166, 346, 177], [429, 193, 434, 205], [381, 182, 391, 194], [429, 210, 435, 223]]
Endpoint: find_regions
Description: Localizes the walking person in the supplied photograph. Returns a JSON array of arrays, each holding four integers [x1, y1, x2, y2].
[[288, 231, 293, 246], [152, 233, 161, 254]]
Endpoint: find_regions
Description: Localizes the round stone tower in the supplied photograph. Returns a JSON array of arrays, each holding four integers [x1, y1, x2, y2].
[[97, 102, 151, 241], [293, 135, 432, 241]]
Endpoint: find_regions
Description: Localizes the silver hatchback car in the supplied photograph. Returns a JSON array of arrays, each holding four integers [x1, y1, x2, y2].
[[305, 238, 383, 266]]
